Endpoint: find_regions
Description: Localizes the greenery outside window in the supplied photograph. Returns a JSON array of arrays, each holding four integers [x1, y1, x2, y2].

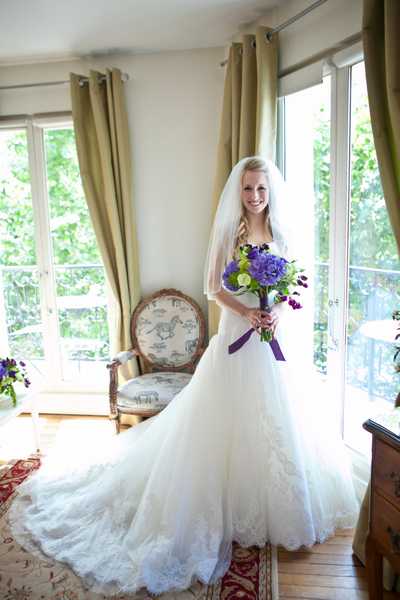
[[282, 59, 399, 456], [0, 117, 111, 394]]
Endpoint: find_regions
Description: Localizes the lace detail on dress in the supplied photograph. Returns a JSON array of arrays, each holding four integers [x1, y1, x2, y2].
[[7, 279, 360, 595]]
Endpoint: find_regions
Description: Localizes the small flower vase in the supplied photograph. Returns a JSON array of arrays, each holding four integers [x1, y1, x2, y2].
[[0, 385, 17, 408], [0, 395, 13, 409]]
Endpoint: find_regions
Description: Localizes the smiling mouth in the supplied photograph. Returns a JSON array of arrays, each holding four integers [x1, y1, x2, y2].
[[249, 201, 264, 206]]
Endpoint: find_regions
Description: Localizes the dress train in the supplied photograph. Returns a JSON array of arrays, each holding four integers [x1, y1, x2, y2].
[[8, 274, 359, 596]]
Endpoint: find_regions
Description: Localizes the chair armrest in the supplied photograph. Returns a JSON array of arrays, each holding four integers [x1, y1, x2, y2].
[[194, 347, 205, 360], [107, 348, 140, 370], [107, 348, 141, 419]]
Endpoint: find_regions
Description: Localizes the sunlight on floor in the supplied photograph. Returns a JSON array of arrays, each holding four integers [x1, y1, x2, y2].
[[0, 414, 118, 463]]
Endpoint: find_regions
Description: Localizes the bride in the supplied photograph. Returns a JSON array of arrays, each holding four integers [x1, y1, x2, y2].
[[8, 156, 359, 596]]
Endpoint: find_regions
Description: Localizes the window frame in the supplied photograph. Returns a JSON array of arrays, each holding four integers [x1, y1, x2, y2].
[[278, 48, 382, 493], [0, 114, 110, 396]]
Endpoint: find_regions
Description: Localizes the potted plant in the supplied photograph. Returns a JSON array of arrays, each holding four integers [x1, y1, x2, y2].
[[0, 358, 31, 407]]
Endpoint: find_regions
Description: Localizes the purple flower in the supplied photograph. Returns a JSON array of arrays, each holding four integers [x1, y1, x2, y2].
[[249, 253, 287, 286], [8, 370, 16, 378], [247, 246, 259, 259], [0, 365, 5, 379], [19, 361, 26, 367], [223, 260, 239, 291], [289, 298, 302, 310]]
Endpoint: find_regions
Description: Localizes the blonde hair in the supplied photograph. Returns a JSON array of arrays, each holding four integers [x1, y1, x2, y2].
[[234, 157, 271, 255]]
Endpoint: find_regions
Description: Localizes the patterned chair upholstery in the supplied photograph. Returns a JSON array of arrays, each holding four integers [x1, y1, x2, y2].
[[107, 288, 206, 432]]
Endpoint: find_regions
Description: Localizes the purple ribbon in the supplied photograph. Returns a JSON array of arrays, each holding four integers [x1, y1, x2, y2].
[[228, 293, 286, 361]]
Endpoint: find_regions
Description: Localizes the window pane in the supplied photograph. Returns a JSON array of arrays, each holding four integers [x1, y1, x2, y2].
[[43, 127, 110, 383], [0, 129, 37, 267], [344, 61, 400, 454], [284, 76, 331, 374], [44, 128, 101, 265], [0, 129, 45, 383]]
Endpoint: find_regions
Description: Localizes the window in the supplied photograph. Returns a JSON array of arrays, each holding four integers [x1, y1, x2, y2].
[[282, 59, 400, 455], [0, 118, 110, 394], [345, 62, 399, 454], [284, 75, 331, 375]]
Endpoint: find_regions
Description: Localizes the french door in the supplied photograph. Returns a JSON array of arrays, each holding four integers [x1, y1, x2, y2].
[[283, 61, 400, 455], [0, 116, 110, 394]]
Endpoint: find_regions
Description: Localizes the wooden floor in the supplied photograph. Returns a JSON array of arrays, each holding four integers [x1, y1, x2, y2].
[[2, 413, 400, 600], [278, 532, 369, 599]]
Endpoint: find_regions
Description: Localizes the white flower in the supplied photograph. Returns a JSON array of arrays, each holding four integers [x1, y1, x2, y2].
[[237, 273, 251, 287]]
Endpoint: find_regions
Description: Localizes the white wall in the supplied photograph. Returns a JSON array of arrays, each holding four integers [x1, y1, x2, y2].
[[0, 47, 226, 318], [235, 0, 363, 73], [268, 0, 362, 73], [0, 0, 364, 320]]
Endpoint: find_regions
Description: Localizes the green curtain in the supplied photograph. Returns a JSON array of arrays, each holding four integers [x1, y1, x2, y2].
[[208, 26, 278, 338], [352, 0, 400, 591], [363, 0, 400, 254], [70, 68, 140, 376]]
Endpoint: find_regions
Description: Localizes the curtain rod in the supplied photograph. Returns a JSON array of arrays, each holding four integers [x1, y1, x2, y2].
[[220, 0, 330, 66], [0, 72, 129, 92], [267, 0, 329, 41]]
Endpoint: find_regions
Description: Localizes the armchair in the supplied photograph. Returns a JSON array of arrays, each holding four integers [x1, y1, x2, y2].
[[107, 288, 206, 433]]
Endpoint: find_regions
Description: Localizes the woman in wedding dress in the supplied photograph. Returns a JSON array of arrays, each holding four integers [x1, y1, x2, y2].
[[8, 156, 359, 597]]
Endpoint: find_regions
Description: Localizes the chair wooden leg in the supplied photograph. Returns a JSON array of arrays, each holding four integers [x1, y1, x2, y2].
[[115, 413, 120, 434]]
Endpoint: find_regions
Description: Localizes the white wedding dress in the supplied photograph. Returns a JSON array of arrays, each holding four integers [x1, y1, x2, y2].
[[8, 242, 360, 597]]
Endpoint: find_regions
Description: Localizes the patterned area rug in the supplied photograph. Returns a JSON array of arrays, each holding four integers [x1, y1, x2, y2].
[[0, 457, 278, 600]]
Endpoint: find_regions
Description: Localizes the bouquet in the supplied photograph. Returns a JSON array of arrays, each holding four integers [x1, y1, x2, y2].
[[222, 243, 308, 359], [0, 357, 31, 407]]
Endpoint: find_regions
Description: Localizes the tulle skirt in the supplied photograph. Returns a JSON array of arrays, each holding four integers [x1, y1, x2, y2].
[[8, 293, 359, 596]]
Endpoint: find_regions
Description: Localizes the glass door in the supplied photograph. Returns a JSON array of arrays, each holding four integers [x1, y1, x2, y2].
[[284, 76, 333, 382], [0, 119, 110, 393], [283, 61, 400, 452], [0, 127, 45, 388], [344, 62, 400, 454], [42, 125, 110, 387]]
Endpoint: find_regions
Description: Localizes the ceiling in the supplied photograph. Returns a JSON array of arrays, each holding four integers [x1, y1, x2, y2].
[[0, 0, 283, 65]]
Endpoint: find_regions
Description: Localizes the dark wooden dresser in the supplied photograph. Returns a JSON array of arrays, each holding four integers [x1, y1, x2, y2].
[[364, 411, 400, 599]]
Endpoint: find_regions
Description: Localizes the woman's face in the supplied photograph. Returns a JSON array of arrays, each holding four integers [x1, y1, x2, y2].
[[240, 170, 269, 216]]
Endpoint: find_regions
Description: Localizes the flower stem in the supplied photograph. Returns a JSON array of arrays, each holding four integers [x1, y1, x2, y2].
[[260, 327, 273, 342], [8, 384, 17, 407]]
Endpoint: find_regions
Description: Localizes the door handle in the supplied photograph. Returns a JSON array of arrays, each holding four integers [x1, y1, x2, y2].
[[328, 298, 339, 349]]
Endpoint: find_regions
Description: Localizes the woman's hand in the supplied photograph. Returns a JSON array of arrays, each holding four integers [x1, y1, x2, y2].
[[268, 306, 280, 336], [243, 306, 280, 335]]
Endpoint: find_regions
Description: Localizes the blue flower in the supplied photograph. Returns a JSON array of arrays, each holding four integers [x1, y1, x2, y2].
[[249, 253, 287, 286], [247, 246, 260, 259], [223, 260, 239, 291]]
